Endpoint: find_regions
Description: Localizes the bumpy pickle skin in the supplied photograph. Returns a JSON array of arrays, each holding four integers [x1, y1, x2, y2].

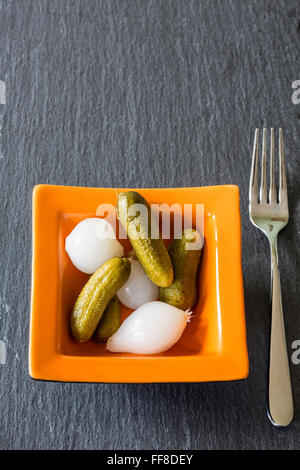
[[94, 296, 121, 342], [70, 257, 131, 342], [117, 191, 173, 287], [160, 229, 203, 310]]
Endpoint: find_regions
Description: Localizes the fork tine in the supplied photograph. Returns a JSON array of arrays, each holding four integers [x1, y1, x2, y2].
[[269, 128, 277, 203], [249, 129, 259, 202], [260, 128, 267, 202], [279, 128, 287, 203]]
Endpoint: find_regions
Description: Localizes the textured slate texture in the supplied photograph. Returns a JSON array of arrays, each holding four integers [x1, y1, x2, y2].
[[0, 0, 300, 450]]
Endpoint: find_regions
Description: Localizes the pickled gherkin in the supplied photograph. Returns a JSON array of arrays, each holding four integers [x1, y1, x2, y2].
[[70, 257, 131, 342], [160, 229, 203, 310], [94, 296, 121, 342], [117, 191, 173, 287]]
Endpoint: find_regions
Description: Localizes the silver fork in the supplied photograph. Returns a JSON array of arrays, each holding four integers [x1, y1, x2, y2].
[[249, 128, 293, 427]]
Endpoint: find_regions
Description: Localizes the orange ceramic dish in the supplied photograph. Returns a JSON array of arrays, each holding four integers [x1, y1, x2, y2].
[[29, 184, 248, 383]]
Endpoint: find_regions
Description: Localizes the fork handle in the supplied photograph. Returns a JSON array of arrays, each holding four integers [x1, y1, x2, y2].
[[268, 240, 294, 426]]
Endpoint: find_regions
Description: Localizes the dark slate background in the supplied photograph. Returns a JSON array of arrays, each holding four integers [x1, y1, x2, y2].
[[0, 0, 300, 450]]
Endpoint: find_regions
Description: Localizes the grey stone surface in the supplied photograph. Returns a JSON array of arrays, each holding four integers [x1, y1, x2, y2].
[[0, 0, 300, 450]]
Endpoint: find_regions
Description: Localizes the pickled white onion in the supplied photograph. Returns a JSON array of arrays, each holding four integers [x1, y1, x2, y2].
[[107, 301, 190, 354], [65, 218, 123, 274], [117, 259, 158, 309]]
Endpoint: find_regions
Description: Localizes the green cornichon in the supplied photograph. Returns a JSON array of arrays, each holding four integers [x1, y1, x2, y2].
[[70, 257, 131, 342], [94, 296, 121, 342], [117, 191, 173, 287], [160, 228, 203, 310]]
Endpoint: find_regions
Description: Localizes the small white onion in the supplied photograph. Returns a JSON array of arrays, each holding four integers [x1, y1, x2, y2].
[[117, 259, 158, 309], [65, 218, 124, 274], [107, 301, 190, 354]]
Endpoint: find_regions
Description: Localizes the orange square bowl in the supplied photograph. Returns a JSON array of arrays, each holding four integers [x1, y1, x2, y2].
[[29, 184, 248, 383]]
